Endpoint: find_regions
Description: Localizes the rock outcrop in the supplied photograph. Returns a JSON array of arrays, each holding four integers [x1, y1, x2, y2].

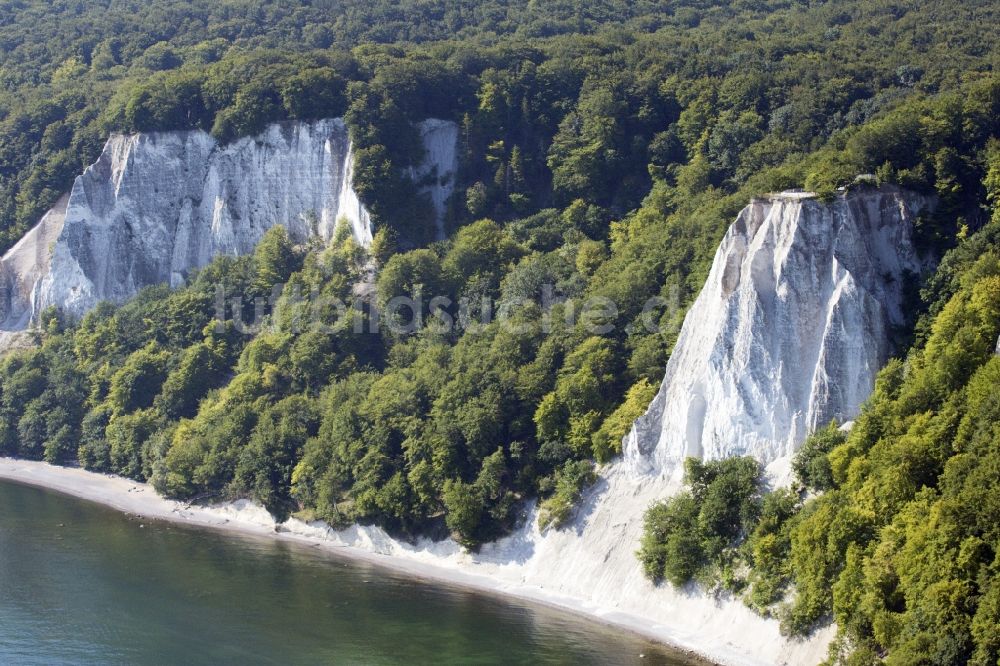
[[472, 187, 931, 663], [0, 117, 458, 329], [625, 188, 930, 474], [409, 119, 459, 241], [303, 186, 933, 666]]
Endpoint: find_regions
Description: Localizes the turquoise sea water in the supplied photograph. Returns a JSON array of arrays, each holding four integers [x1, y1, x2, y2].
[[0, 480, 702, 665]]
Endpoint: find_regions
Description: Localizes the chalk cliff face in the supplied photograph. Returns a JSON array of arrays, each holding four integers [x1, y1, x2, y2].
[[0, 129, 931, 663], [409, 119, 459, 241], [305, 187, 933, 666], [625, 188, 929, 474], [475, 187, 930, 661], [0, 117, 457, 328]]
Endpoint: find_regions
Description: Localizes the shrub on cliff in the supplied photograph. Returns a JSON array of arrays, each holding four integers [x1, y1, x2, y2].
[[639, 456, 764, 587]]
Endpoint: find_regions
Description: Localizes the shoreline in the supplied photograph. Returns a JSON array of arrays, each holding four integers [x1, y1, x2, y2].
[[0, 457, 822, 666], [0, 458, 715, 663]]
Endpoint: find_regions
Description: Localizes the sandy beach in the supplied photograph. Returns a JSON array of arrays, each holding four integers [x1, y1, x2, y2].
[[0, 457, 828, 666]]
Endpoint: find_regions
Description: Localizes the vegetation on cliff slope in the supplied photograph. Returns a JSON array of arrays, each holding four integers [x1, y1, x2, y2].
[[639, 139, 1000, 663]]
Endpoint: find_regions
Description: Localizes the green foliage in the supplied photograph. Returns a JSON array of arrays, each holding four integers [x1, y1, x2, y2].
[[639, 491, 703, 586], [548, 74, 677, 207], [538, 460, 596, 530], [793, 422, 847, 492], [155, 344, 225, 419], [534, 336, 622, 458], [107, 343, 171, 415], [0, 6, 999, 642], [441, 219, 522, 295], [0, 0, 996, 254], [743, 488, 800, 613], [231, 395, 319, 521], [281, 68, 348, 121], [639, 456, 764, 587], [252, 226, 301, 296], [375, 249, 445, 317], [591, 378, 658, 462], [106, 408, 161, 480], [442, 479, 485, 549]]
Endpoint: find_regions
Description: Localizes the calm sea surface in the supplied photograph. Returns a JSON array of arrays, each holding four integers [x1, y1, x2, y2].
[[0, 479, 703, 665]]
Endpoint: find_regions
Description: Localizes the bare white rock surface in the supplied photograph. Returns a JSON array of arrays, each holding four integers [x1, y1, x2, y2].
[[0, 118, 457, 329], [626, 187, 930, 473]]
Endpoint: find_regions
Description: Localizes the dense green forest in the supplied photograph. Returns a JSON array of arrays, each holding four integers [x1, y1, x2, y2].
[[2, 0, 998, 247], [1, 1, 1000, 663]]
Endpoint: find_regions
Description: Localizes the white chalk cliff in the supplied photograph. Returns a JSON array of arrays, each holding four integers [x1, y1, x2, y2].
[[280, 187, 932, 666], [409, 119, 460, 241], [625, 188, 928, 474], [0, 118, 458, 329]]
